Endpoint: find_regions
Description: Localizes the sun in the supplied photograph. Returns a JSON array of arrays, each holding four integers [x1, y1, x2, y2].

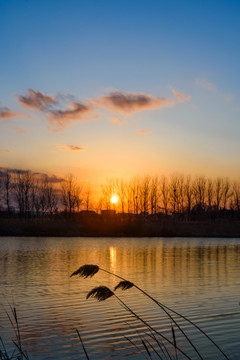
[[110, 195, 118, 204]]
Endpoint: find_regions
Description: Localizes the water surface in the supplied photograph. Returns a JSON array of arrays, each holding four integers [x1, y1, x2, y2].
[[0, 237, 239, 359]]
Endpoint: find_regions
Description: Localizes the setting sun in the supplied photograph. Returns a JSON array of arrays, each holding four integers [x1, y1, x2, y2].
[[110, 195, 118, 204]]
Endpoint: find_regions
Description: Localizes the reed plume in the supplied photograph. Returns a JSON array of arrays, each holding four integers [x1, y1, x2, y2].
[[114, 280, 134, 291], [86, 286, 114, 301], [71, 264, 230, 360], [70, 264, 99, 278]]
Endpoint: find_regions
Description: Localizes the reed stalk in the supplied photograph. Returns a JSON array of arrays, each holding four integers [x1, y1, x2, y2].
[[71, 264, 230, 360]]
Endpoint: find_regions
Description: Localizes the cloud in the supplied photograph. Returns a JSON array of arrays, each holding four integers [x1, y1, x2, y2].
[[0, 167, 65, 183], [0, 149, 11, 153], [66, 145, 85, 151], [33, 172, 65, 183], [8, 125, 27, 134], [91, 90, 174, 115], [195, 78, 217, 92], [57, 144, 86, 151], [13, 127, 27, 134], [112, 116, 123, 124], [171, 88, 191, 103], [48, 102, 92, 130], [18, 89, 56, 110], [137, 130, 151, 135], [0, 106, 20, 119]]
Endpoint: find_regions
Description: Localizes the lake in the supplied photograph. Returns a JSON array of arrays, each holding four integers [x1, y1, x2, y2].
[[0, 237, 239, 359]]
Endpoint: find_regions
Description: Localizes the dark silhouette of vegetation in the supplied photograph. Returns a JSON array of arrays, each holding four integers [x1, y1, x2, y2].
[[0, 168, 240, 236], [70, 264, 230, 360]]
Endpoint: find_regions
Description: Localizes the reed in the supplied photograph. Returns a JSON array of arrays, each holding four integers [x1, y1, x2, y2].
[[0, 306, 29, 360], [71, 264, 230, 360]]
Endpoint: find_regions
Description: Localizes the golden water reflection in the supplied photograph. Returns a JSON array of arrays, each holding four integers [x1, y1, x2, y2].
[[0, 237, 240, 359], [109, 246, 117, 271]]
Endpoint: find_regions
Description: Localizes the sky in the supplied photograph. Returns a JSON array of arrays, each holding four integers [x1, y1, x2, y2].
[[0, 0, 240, 187]]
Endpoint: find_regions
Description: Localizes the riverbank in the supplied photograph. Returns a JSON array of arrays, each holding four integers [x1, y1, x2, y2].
[[0, 215, 240, 237]]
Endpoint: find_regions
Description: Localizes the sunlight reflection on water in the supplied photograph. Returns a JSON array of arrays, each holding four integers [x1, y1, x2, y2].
[[0, 237, 240, 359]]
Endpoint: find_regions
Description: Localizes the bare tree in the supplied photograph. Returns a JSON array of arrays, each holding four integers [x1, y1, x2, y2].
[[184, 175, 193, 214], [101, 179, 116, 210], [206, 178, 213, 210], [61, 174, 82, 213], [178, 175, 185, 213], [83, 184, 92, 211], [159, 175, 169, 215], [3, 170, 12, 213], [14, 171, 34, 215], [31, 175, 58, 215], [214, 177, 223, 211], [116, 178, 126, 213], [222, 177, 231, 210], [129, 176, 140, 215], [232, 181, 240, 211], [169, 175, 180, 214], [149, 176, 159, 215], [139, 176, 150, 215], [193, 176, 206, 209]]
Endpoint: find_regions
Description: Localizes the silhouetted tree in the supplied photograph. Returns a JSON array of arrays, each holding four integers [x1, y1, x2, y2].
[[139, 176, 150, 215], [184, 175, 193, 215], [83, 184, 92, 211], [149, 176, 159, 215], [193, 176, 206, 210], [61, 174, 82, 213], [14, 171, 33, 215], [206, 178, 214, 210], [160, 175, 169, 215], [222, 177, 231, 210], [214, 177, 223, 211], [101, 179, 116, 210]]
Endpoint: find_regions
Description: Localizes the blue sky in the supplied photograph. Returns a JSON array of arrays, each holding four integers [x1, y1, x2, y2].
[[0, 0, 240, 184]]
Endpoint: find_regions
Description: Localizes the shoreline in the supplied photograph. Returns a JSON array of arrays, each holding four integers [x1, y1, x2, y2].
[[1, 216, 240, 238]]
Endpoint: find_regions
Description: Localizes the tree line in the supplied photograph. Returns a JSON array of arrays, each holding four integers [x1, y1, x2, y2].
[[0, 169, 240, 218], [100, 175, 240, 217]]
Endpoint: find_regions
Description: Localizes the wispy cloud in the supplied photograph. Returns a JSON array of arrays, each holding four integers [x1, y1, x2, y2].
[[0, 149, 11, 153], [137, 130, 151, 135], [14, 87, 187, 131], [48, 102, 92, 130], [112, 116, 123, 124], [57, 144, 86, 151], [0, 167, 65, 183], [195, 78, 217, 92], [33, 172, 65, 183], [8, 125, 27, 134], [171, 88, 191, 103], [91, 90, 174, 115], [0, 106, 20, 119], [18, 89, 95, 131], [18, 89, 56, 110]]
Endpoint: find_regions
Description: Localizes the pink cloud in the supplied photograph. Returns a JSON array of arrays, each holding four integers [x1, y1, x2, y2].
[[9, 126, 27, 134], [57, 144, 86, 151], [138, 130, 151, 135], [18, 89, 56, 110], [0, 149, 11, 153], [0, 106, 20, 119], [112, 116, 123, 124], [171, 88, 191, 103], [90, 90, 174, 115]]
